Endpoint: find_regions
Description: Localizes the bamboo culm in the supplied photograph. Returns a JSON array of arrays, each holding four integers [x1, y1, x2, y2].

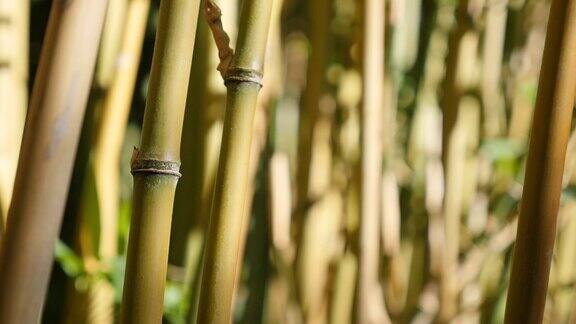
[[197, 0, 274, 322], [504, 0, 576, 322], [0, 1, 108, 322], [119, 0, 201, 322]]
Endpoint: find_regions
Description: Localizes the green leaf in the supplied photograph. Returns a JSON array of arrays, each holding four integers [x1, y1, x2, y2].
[[54, 240, 85, 278]]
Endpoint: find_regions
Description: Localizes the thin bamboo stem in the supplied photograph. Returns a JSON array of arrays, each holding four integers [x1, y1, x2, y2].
[[119, 0, 201, 322], [357, 0, 388, 322], [295, 0, 330, 220], [85, 1, 150, 323], [197, 0, 273, 321], [96, 0, 128, 89], [0, 1, 108, 322], [504, 0, 576, 322]]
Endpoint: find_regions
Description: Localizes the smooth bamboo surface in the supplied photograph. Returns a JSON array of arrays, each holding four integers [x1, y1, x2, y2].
[[0, 1, 108, 322], [119, 0, 200, 322], [86, 1, 150, 323], [0, 0, 28, 223], [504, 0, 576, 322], [357, 0, 388, 322], [197, 0, 274, 322], [295, 0, 330, 221]]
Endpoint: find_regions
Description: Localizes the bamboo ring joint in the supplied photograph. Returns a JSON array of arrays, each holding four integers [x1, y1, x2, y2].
[[224, 67, 263, 87], [131, 158, 182, 177]]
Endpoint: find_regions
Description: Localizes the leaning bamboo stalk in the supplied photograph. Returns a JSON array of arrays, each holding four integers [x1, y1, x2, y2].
[[504, 0, 576, 322], [197, 0, 273, 321], [357, 0, 388, 322], [119, 0, 201, 322], [0, 0, 28, 223], [0, 1, 108, 322]]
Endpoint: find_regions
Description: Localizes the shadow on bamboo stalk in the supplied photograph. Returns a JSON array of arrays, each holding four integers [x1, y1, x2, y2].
[[504, 0, 576, 322], [120, 0, 201, 322], [0, 1, 108, 322]]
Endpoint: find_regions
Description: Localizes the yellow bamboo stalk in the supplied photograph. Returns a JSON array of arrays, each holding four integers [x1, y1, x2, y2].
[[0, 0, 28, 222], [0, 1, 108, 322], [295, 0, 331, 218], [85, 1, 150, 323], [96, 0, 128, 89], [505, 0, 576, 321], [357, 0, 388, 322]]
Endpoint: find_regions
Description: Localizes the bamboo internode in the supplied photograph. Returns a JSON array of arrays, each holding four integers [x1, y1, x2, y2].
[[0, 1, 108, 322], [505, 0, 576, 322]]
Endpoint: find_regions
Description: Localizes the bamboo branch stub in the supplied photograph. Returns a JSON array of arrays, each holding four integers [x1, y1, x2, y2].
[[205, 0, 234, 78]]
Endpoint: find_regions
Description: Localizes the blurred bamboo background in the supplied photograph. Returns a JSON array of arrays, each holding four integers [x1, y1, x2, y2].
[[1, 0, 576, 323]]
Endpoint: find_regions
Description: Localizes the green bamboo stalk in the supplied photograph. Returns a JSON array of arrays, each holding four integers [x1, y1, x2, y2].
[[295, 0, 331, 217], [0, 0, 28, 224], [504, 0, 576, 322], [357, 0, 388, 322], [119, 0, 201, 322], [0, 1, 108, 322], [197, 0, 273, 321]]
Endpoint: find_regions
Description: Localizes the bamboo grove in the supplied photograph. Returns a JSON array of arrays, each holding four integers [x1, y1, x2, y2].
[[1, 0, 576, 323]]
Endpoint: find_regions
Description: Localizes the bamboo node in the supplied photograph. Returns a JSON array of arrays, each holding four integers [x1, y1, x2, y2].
[[130, 148, 182, 177], [225, 67, 263, 87]]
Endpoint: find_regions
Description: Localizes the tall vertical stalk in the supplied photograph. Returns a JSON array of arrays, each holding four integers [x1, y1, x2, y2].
[[84, 1, 150, 323], [504, 0, 576, 322], [119, 0, 200, 322], [295, 0, 330, 219], [96, 0, 128, 89], [0, 0, 28, 222], [0, 1, 108, 322], [197, 0, 273, 322], [357, 0, 387, 322]]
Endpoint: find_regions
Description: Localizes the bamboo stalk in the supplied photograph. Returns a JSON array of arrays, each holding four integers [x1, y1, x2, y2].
[[96, 0, 128, 89], [170, 12, 209, 267], [357, 0, 388, 322], [119, 0, 201, 322], [504, 0, 576, 322], [295, 0, 331, 219], [0, 0, 28, 223], [481, 0, 508, 138], [0, 1, 108, 322], [197, 0, 273, 321], [330, 252, 358, 324], [84, 1, 150, 323]]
